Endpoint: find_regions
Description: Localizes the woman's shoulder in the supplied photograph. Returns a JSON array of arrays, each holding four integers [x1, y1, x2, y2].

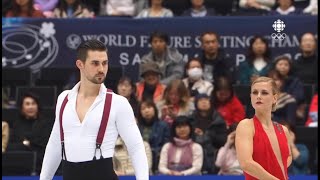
[[192, 142, 203, 150], [237, 118, 254, 128]]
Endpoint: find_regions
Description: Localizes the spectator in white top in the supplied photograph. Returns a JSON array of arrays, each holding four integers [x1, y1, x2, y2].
[[99, 0, 147, 17], [136, 0, 173, 18], [182, 57, 214, 101], [269, 0, 302, 15], [303, 0, 317, 15], [40, 39, 149, 180], [158, 116, 203, 175], [239, 0, 275, 11]]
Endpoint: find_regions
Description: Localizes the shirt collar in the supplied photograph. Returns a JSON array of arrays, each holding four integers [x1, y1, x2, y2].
[[276, 6, 295, 15], [68, 81, 108, 101]]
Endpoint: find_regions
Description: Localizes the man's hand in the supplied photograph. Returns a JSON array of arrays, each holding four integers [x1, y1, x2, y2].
[[194, 128, 204, 136]]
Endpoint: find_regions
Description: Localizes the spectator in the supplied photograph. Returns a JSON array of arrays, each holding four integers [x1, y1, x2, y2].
[[2, 121, 9, 153], [238, 35, 271, 85], [268, 69, 297, 125], [303, 0, 317, 15], [99, 0, 147, 17], [156, 79, 195, 126], [182, 57, 214, 100], [190, 93, 228, 174], [215, 123, 243, 175], [158, 116, 203, 175], [33, 0, 58, 17], [238, 0, 275, 15], [53, 0, 94, 18], [280, 121, 310, 175], [199, 31, 235, 84], [113, 136, 153, 175], [137, 99, 170, 173], [272, 55, 304, 105], [2, 88, 12, 109], [136, 0, 173, 18], [6, 0, 45, 17], [136, 62, 166, 103], [140, 31, 185, 85], [6, 92, 53, 173], [2, 0, 12, 17], [305, 93, 318, 127], [116, 76, 139, 117], [211, 76, 245, 128], [269, 0, 302, 15], [181, 0, 215, 17], [294, 32, 318, 85]]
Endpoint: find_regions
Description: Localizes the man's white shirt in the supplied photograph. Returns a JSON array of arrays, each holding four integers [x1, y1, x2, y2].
[[40, 82, 149, 180]]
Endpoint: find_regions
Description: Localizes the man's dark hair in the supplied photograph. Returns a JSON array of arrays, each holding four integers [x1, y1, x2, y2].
[[19, 92, 41, 118], [149, 31, 169, 44], [299, 32, 316, 43], [200, 31, 220, 43], [76, 39, 107, 62]]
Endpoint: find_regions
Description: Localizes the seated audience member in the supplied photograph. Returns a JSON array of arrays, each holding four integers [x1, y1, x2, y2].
[[215, 123, 243, 175], [272, 55, 305, 105], [136, 62, 166, 103], [117, 76, 139, 117], [269, 70, 297, 125], [269, 0, 302, 15], [181, 0, 215, 17], [137, 99, 170, 173], [34, 0, 58, 17], [198, 31, 235, 84], [53, 0, 94, 18], [238, 35, 271, 85], [2, 88, 12, 109], [280, 121, 310, 175], [305, 93, 318, 127], [157, 79, 194, 126], [238, 0, 275, 15], [2, 121, 9, 153], [140, 31, 185, 85], [211, 76, 245, 128], [158, 116, 203, 175], [136, 0, 173, 18], [303, 0, 317, 15], [190, 93, 227, 174], [6, 0, 45, 17], [6, 92, 53, 173], [2, 0, 12, 17], [113, 136, 153, 175], [182, 57, 213, 100], [294, 32, 318, 85], [99, 0, 144, 17]]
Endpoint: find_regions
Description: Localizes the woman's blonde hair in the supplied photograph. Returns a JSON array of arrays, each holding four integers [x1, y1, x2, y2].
[[163, 79, 190, 108], [251, 76, 279, 112]]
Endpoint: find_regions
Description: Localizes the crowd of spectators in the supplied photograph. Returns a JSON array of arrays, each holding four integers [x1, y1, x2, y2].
[[2, 0, 318, 18], [2, 0, 318, 177]]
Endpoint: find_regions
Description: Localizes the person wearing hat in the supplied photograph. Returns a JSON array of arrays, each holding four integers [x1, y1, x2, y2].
[[136, 61, 166, 103]]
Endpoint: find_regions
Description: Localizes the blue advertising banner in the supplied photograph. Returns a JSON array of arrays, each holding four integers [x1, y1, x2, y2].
[[2, 16, 317, 81]]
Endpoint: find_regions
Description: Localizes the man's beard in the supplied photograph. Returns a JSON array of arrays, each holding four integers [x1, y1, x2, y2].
[[88, 75, 106, 84]]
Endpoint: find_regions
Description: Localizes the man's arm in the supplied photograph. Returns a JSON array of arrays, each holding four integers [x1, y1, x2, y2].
[[235, 119, 279, 180], [40, 92, 68, 180], [116, 96, 149, 180]]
